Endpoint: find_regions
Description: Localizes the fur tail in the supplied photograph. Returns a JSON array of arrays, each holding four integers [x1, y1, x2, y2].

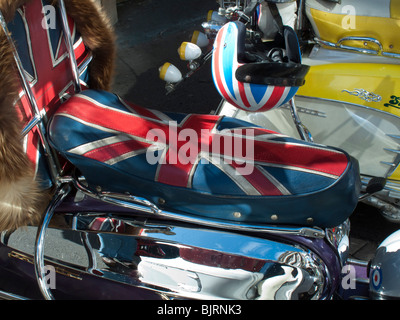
[[0, 17, 47, 232], [0, 106, 47, 231], [0, 174, 45, 231]]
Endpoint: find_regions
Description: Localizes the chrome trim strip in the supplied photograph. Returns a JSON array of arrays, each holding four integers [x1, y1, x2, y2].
[[387, 134, 400, 141], [382, 135, 400, 177], [0, 289, 30, 300], [72, 176, 326, 239]]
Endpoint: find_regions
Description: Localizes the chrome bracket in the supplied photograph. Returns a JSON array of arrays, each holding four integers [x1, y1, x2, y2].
[[288, 98, 314, 142]]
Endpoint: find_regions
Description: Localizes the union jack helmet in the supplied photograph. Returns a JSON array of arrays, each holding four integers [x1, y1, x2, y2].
[[211, 20, 309, 112]]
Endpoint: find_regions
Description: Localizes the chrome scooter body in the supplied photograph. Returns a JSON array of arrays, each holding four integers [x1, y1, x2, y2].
[[0, 190, 353, 300]]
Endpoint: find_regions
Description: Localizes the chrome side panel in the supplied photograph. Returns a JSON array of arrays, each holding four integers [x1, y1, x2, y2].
[[4, 212, 333, 300]]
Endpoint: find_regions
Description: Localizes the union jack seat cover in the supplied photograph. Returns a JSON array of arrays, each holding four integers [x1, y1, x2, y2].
[[212, 21, 301, 112], [49, 90, 360, 228]]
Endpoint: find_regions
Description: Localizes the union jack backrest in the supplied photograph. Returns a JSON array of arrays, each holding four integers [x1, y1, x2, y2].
[[6, 0, 91, 189]]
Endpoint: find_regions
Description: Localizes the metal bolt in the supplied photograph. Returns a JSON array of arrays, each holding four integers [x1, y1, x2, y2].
[[306, 217, 314, 224], [233, 212, 242, 218], [158, 198, 166, 205], [271, 214, 278, 221]]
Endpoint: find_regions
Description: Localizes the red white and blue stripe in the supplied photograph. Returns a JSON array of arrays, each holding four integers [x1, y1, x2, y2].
[[211, 21, 298, 112]]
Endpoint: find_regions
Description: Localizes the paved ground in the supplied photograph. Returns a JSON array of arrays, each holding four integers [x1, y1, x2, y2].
[[112, 0, 221, 114]]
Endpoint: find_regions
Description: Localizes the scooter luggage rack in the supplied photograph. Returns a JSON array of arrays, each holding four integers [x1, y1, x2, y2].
[[314, 36, 400, 59]]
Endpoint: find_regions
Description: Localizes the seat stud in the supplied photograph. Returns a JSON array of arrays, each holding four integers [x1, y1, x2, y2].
[[233, 211, 242, 218]]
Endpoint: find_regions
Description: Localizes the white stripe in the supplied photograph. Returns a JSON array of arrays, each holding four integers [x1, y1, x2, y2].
[[68, 135, 132, 155], [217, 25, 240, 106], [274, 86, 291, 108], [255, 161, 341, 179], [202, 153, 261, 196], [105, 148, 149, 165], [245, 84, 274, 111], [257, 166, 291, 195]]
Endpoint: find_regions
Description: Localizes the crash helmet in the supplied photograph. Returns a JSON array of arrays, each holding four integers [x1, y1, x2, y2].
[[211, 19, 308, 112], [369, 229, 400, 299]]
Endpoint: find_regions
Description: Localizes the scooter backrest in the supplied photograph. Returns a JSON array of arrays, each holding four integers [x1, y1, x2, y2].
[[1, 0, 91, 188], [7, 0, 89, 115]]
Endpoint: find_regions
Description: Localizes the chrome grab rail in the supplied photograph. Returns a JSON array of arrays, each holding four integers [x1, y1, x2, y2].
[[314, 36, 400, 59], [34, 183, 71, 300], [58, 0, 81, 93]]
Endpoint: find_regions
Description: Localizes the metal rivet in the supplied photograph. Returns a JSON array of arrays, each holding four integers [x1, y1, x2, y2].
[[233, 212, 242, 218], [271, 214, 278, 221], [158, 198, 166, 205], [96, 186, 102, 192], [306, 217, 314, 224]]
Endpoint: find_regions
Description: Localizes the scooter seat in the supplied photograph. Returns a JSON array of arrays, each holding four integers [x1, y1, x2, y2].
[[49, 90, 360, 228]]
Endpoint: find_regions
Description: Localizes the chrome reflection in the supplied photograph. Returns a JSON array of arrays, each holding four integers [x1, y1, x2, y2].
[[59, 213, 329, 300], [326, 219, 350, 266]]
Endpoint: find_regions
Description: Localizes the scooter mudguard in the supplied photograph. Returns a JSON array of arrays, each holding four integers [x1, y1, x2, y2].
[[49, 89, 360, 228], [297, 62, 400, 181]]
